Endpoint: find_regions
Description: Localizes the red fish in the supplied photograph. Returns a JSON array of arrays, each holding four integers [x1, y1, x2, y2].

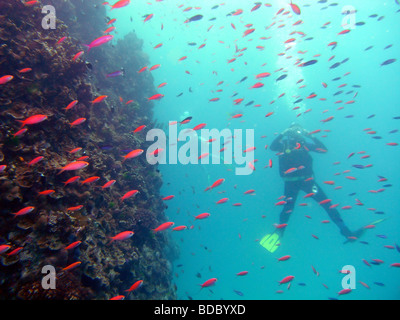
[[319, 199, 331, 205], [81, 176, 100, 185], [70, 118, 86, 127], [110, 0, 130, 10], [18, 68, 32, 73], [6, 247, 23, 256], [193, 123, 206, 130], [84, 35, 113, 52], [0, 245, 11, 254], [110, 231, 134, 242], [278, 255, 291, 261], [133, 125, 146, 133], [38, 189, 55, 196], [125, 280, 143, 292], [122, 149, 144, 162], [210, 178, 224, 189], [144, 13, 154, 22], [250, 82, 264, 89], [150, 64, 161, 71], [289, 1, 301, 15], [72, 51, 84, 62], [63, 176, 80, 185], [64, 241, 82, 250], [58, 161, 89, 175], [195, 213, 210, 220], [69, 147, 82, 154], [279, 275, 294, 285], [17, 114, 48, 128], [256, 72, 271, 79], [62, 261, 81, 271], [338, 288, 351, 295], [236, 271, 248, 276], [67, 205, 83, 211], [162, 195, 175, 201], [153, 222, 174, 233], [92, 95, 108, 104], [11, 206, 35, 217], [13, 128, 28, 137], [57, 36, 67, 45], [102, 180, 116, 189], [28, 156, 44, 166], [120, 190, 139, 202], [0, 75, 13, 85], [200, 278, 217, 288], [148, 93, 164, 101], [172, 226, 187, 231], [216, 197, 229, 204]]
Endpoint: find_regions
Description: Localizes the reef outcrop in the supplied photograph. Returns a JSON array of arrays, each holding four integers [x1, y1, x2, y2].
[[0, 0, 177, 300]]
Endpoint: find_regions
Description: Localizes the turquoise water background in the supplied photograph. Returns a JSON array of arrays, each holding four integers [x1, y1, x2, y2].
[[108, 0, 400, 299]]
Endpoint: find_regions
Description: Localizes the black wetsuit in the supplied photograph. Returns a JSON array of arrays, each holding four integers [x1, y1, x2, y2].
[[270, 132, 353, 238]]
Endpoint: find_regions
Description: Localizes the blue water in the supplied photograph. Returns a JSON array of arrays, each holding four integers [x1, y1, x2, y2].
[[109, 0, 400, 299]]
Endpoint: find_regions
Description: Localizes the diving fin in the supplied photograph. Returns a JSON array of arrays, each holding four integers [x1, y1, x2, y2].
[[260, 232, 281, 253]]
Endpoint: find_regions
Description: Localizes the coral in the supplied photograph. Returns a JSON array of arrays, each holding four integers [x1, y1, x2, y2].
[[0, 0, 177, 300]]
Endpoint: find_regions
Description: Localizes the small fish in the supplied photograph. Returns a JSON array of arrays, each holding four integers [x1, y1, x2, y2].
[[299, 60, 317, 67], [110, 0, 130, 10], [83, 35, 113, 52], [153, 222, 174, 233], [92, 95, 108, 104], [0, 245, 11, 254], [58, 161, 89, 175], [122, 149, 143, 162], [289, 1, 301, 15], [70, 118, 86, 127], [106, 70, 124, 78], [276, 74, 287, 81], [184, 14, 203, 23], [102, 180, 116, 189], [125, 280, 143, 292], [279, 275, 295, 285], [381, 58, 396, 66], [148, 93, 164, 101], [67, 205, 83, 212], [72, 51, 84, 62], [200, 278, 217, 288], [64, 241, 82, 250], [17, 114, 48, 128], [11, 206, 35, 217], [120, 190, 139, 202], [62, 261, 81, 271], [110, 231, 134, 242], [233, 289, 244, 296], [195, 213, 210, 220]]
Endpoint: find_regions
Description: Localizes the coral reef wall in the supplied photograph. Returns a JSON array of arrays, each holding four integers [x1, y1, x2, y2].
[[0, 1, 177, 299]]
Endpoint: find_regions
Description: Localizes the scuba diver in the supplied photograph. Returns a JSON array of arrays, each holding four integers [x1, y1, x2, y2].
[[260, 123, 364, 253]]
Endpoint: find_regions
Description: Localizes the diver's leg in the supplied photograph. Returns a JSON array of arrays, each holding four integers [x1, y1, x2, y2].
[[303, 181, 352, 238], [277, 181, 300, 236]]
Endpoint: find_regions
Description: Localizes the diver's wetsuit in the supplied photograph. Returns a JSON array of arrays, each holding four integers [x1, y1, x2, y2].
[[270, 132, 353, 238]]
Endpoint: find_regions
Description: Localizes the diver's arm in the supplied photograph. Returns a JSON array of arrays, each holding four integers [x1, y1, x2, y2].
[[306, 134, 327, 152]]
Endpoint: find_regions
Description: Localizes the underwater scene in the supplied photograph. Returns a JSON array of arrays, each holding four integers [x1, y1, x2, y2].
[[0, 0, 399, 301]]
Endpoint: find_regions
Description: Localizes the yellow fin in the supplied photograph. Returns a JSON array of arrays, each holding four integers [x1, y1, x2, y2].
[[260, 232, 281, 253]]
